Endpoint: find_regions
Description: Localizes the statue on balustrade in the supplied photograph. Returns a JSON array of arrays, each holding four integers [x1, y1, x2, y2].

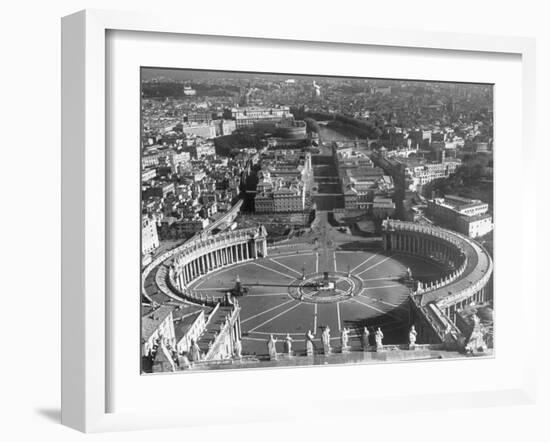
[[267, 334, 278, 361], [284, 333, 294, 356], [464, 314, 488, 354], [233, 338, 242, 360], [408, 325, 417, 349], [361, 326, 370, 350], [374, 327, 384, 350], [305, 330, 315, 355], [190, 339, 202, 363], [321, 326, 331, 355], [340, 327, 350, 352]]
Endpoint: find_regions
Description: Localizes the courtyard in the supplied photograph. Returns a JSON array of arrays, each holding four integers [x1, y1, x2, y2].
[[189, 247, 445, 356]]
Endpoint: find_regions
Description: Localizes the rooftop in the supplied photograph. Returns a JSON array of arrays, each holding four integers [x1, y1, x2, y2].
[[141, 305, 175, 342]]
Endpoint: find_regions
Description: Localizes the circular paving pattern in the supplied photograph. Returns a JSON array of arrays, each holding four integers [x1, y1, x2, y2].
[[289, 272, 362, 303], [189, 249, 446, 355]]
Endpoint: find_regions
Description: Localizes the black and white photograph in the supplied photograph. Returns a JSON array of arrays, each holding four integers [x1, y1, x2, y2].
[[140, 68, 494, 374], [3, 0, 547, 438]]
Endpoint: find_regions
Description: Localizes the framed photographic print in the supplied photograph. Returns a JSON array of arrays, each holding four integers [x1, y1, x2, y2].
[[61, 9, 537, 432]]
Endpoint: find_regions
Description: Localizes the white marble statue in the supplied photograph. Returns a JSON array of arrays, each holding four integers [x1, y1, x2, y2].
[[322, 326, 331, 354], [375, 327, 384, 349], [361, 327, 370, 350], [284, 334, 294, 356], [305, 330, 315, 355], [340, 327, 350, 350], [267, 334, 278, 360], [409, 325, 417, 348], [233, 338, 242, 360], [190, 339, 201, 362]]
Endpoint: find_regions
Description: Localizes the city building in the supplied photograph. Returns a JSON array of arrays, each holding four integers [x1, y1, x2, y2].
[[186, 111, 212, 124], [159, 216, 210, 239], [141, 305, 177, 359], [230, 106, 291, 128], [427, 195, 493, 238], [142, 215, 160, 256], [141, 169, 157, 183], [191, 142, 216, 159], [213, 119, 237, 136], [372, 197, 396, 218], [376, 153, 461, 192], [181, 123, 217, 139], [142, 182, 175, 199], [254, 174, 305, 213]]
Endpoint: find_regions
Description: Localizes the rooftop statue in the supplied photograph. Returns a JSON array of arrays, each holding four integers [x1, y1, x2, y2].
[[375, 327, 384, 350], [233, 338, 242, 360], [284, 334, 294, 356], [322, 326, 331, 354], [340, 327, 350, 351], [408, 325, 417, 349], [267, 334, 278, 360], [305, 330, 315, 355], [361, 327, 370, 350]]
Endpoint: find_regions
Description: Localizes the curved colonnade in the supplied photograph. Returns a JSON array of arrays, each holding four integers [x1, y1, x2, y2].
[[382, 220, 493, 345], [142, 226, 268, 307]]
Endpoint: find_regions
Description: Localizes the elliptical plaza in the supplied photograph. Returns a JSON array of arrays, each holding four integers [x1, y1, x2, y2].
[[142, 209, 492, 371]]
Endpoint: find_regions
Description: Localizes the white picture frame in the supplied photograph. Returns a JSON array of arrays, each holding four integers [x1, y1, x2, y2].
[[61, 9, 537, 433]]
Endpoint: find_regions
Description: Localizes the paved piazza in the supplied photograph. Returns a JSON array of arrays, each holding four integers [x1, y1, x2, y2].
[[189, 248, 445, 355]]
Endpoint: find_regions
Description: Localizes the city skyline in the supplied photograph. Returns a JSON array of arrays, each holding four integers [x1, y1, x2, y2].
[[142, 67, 494, 88]]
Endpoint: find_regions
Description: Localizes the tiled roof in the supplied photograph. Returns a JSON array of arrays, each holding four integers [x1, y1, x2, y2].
[[141, 305, 174, 342]]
